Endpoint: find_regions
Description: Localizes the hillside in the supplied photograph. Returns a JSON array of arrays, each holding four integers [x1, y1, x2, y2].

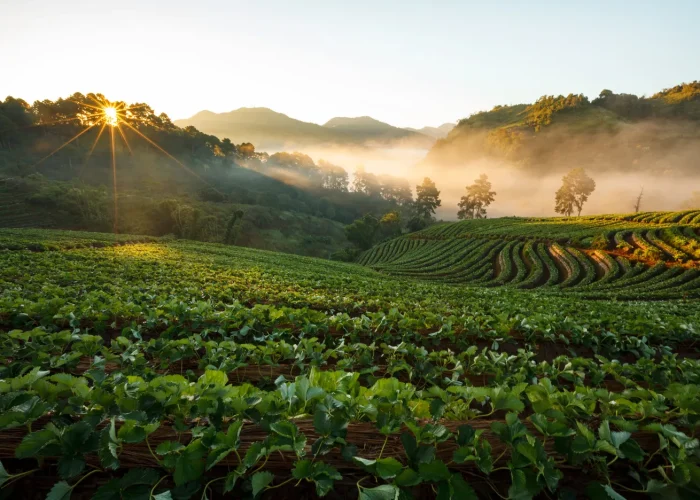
[[425, 81, 700, 175], [175, 107, 435, 150], [405, 122, 456, 139], [1, 227, 699, 498], [359, 210, 700, 299], [0, 93, 411, 257]]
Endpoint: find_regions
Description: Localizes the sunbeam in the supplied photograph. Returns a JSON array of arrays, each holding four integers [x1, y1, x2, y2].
[[30, 124, 96, 168], [116, 123, 132, 155], [120, 120, 215, 189], [110, 125, 118, 234]]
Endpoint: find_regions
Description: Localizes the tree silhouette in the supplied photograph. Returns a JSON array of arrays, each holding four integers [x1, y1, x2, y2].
[[457, 174, 496, 219], [554, 168, 596, 216], [414, 177, 441, 219]]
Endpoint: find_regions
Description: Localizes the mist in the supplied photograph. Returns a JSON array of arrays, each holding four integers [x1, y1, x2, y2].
[[281, 118, 700, 220]]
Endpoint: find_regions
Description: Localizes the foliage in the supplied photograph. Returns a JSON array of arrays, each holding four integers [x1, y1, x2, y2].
[[554, 168, 596, 217], [0, 229, 699, 497], [414, 177, 441, 220], [457, 174, 496, 220], [525, 94, 589, 131], [426, 81, 700, 174], [345, 214, 380, 250]]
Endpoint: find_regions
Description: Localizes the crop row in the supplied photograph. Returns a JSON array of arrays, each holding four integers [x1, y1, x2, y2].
[[361, 225, 700, 298]]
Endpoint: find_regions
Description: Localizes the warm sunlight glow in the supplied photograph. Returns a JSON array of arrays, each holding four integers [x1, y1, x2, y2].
[[104, 106, 118, 126]]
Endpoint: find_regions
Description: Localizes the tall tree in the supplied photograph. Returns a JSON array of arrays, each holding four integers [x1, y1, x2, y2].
[[414, 177, 441, 219], [352, 166, 381, 197], [457, 174, 496, 219], [318, 160, 349, 191], [554, 168, 596, 216]]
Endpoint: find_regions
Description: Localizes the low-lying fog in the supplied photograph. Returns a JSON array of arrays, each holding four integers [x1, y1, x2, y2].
[[287, 144, 698, 220]]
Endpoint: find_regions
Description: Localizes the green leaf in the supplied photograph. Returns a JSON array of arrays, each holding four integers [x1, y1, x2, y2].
[[619, 439, 644, 462], [450, 473, 477, 500], [173, 440, 206, 487], [153, 492, 173, 500], [118, 421, 147, 444], [98, 426, 120, 470], [375, 458, 403, 479], [46, 480, 73, 500], [119, 468, 160, 489], [515, 442, 538, 465], [15, 428, 57, 458], [156, 441, 185, 455], [353, 456, 403, 478], [292, 459, 313, 480], [0, 462, 9, 487], [601, 484, 628, 500], [92, 479, 121, 500], [586, 482, 627, 500], [430, 399, 446, 420], [224, 468, 244, 493], [395, 468, 422, 487], [456, 425, 476, 447], [418, 460, 451, 482], [251, 471, 274, 497], [57, 455, 85, 479], [244, 442, 266, 468], [269, 421, 298, 439], [453, 446, 475, 464], [475, 439, 493, 474], [508, 469, 533, 500], [359, 484, 399, 500]]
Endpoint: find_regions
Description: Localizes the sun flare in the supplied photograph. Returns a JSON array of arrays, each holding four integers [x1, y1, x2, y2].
[[103, 106, 119, 126]]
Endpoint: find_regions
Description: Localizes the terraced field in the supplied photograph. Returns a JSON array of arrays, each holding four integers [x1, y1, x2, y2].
[[358, 211, 700, 299], [0, 183, 56, 229]]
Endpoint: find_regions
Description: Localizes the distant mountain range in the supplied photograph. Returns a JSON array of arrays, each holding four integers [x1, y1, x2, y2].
[[405, 123, 455, 139], [174, 108, 455, 151]]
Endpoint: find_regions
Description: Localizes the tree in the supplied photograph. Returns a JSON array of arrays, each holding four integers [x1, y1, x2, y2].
[[379, 211, 402, 239], [633, 187, 644, 213], [554, 168, 596, 216], [457, 174, 496, 219], [318, 160, 349, 191], [224, 209, 245, 244], [345, 214, 380, 250], [352, 167, 381, 197], [414, 177, 441, 219]]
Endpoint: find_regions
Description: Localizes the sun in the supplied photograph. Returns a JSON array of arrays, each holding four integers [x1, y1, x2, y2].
[[103, 106, 119, 126]]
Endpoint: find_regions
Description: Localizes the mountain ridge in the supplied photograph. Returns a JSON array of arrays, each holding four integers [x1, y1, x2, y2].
[[174, 107, 443, 151]]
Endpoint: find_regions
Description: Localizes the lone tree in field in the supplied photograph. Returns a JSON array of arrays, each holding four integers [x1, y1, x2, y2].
[[554, 168, 596, 216], [414, 177, 441, 219], [457, 174, 496, 219]]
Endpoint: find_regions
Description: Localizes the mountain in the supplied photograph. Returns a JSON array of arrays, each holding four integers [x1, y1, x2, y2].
[[175, 108, 435, 151], [405, 123, 455, 139], [424, 82, 700, 175]]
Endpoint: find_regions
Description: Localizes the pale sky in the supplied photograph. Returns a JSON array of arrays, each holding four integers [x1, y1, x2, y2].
[[1, 0, 698, 129]]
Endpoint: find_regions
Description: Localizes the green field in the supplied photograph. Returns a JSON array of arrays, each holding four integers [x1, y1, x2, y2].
[[359, 211, 700, 299], [0, 219, 699, 499]]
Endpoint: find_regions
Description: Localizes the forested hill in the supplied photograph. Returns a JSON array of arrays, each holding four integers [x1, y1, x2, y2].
[[0, 93, 410, 257], [425, 81, 700, 174]]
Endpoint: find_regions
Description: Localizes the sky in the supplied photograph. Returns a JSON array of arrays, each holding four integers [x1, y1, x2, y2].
[[1, 0, 699, 129]]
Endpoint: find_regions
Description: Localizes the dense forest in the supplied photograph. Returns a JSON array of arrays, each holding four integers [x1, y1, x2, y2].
[[0, 93, 419, 257], [425, 81, 700, 174]]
